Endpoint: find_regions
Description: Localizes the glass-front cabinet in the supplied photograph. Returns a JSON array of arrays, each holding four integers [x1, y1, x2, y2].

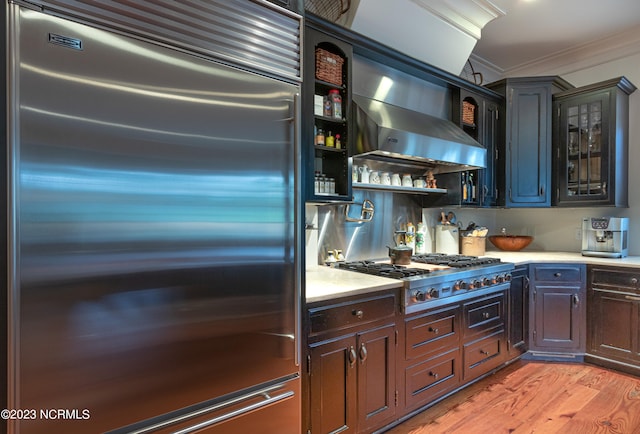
[[553, 77, 636, 207]]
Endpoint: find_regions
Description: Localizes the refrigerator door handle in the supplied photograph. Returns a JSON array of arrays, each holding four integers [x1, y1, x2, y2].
[[293, 92, 302, 367]]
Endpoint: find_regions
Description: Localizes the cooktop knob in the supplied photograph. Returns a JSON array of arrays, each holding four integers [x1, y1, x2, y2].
[[454, 280, 465, 291], [413, 290, 427, 302], [504, 273, 512, 282], [470, 279, 481, 289], [482, 277, 491, 287], [428, 288, 439, 298]]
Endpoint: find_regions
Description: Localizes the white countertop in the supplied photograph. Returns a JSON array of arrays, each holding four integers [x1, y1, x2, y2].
[[305, 251, 640, 303], [483, 250, 640, 267], [305, 266, 402, 304]]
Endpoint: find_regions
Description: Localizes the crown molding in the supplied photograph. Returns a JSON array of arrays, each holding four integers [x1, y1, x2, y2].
[[411, 0, 505, 40], [496, 26, 640, 77]]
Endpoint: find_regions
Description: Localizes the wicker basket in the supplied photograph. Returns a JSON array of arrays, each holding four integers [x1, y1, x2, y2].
[[462, 101, 476, 125], [315, 48, 344, 86]]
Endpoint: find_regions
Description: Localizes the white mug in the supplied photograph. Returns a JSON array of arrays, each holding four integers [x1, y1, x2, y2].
[[370, 171, 380, 184], [391, 173, 401, 186], [413, 178, 426, 188], [381, 172, 391, 185]]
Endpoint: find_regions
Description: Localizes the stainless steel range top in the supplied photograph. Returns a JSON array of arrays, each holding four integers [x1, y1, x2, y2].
[[336, 254, 515, 314]]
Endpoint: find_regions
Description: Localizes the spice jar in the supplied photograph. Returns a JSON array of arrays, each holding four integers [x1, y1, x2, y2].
[[325, 131, 335, 148], [328, 89, 342, 119], [315, 128, 325, 146]]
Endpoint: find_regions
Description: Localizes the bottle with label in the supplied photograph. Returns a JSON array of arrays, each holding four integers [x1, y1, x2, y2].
[[461, 172, 468, 201], [328, 89, 342, 119], [415, 222, 426, 254], [315, 128, 325, 146], [325, 131, 335, 148], [335, 134, 341, 149], [469, 172, 476, 201]]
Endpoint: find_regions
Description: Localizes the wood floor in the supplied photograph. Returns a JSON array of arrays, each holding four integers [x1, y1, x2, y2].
[[385, 360, 640, 434]]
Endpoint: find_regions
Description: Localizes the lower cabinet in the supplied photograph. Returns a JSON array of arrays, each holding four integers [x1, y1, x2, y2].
[[529, 264, 586, 355], [507, 265, 529, 359], [587, 265, 640, 375], [461, 291, 507, 381], [403, 304, 461, 412], [306, 293, 397, 434]]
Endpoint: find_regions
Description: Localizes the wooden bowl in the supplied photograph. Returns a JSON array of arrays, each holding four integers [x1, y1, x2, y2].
[[488, 235, 533, 251]]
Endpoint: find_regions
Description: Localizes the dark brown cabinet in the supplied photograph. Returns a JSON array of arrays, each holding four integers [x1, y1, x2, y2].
[[303, 26, 353, 202], [306, 293, 397, 434], [507, 265, 529, 359], [461, 291, 507, 381], [553, 77, 636, 207], [486, 77, 573, 207], [529, 264, 586, 355], [402, 304, 461, 412], [587, 265, 640, 375]]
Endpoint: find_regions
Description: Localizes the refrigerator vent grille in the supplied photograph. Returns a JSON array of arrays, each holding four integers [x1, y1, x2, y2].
[[29, 0, 302, 82]]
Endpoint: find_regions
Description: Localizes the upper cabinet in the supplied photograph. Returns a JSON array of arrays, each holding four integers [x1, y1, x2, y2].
[[303, 27, 353, 202], [451, 87, 503, 207], [552, 77, 636, 207], [486, 77, 573, 207]]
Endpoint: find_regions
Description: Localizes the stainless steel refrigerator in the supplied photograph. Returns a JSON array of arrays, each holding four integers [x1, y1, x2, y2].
[[5, 1, 302, 433]]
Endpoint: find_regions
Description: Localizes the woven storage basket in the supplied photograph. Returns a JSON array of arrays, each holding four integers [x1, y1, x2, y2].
[[315, 48, 344, 86], [462, 101, 476, 125]]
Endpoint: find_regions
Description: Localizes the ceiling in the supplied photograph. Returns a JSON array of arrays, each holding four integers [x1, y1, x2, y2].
[[471, 0, 640, 77]]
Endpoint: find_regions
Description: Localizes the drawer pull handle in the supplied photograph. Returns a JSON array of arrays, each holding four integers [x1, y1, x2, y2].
[[348, 346, 357, 367], [429, 371, 439, 380], [631, 277, 638, 285], [573, 294, 580, 307], [480, 350, 489, 355], [554, 272, 562, 278], [482, 312, 491, 319], [625, 295, 640, 302], [429, 327, 440, 334], [353, 309, 364, 319]]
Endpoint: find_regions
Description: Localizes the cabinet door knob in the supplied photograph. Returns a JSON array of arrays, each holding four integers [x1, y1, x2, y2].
[[482, 312, 491, 319], [573, 294, 580, 307], [480, 349, 489, 355], [631, 277, 638, 285], [428, 327, 440, 334], [353, 309, 364, 319], [429, 371, 439, 380], [554, 272, 562, 278]]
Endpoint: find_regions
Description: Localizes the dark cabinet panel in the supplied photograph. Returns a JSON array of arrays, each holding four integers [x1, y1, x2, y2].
[[587, 265, 640, 373], [508, 265, 529, 359], [487, 76, 572, 207], [309, 335, 357, 434], [404, 348, 460, 411], [306, 292, 397, 434], [553, 77, 636, 207], [529, 264, 586, 354]]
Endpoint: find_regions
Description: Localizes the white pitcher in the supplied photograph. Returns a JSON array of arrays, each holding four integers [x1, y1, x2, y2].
[[359, 165, 371, 183]]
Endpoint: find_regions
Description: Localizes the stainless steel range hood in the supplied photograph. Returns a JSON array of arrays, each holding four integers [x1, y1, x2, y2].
[[352, 95, 486, 173]]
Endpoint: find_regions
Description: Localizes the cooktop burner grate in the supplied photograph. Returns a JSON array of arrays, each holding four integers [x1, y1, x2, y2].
[[411, 254, 501, 268], [336, 261, 431, 279]]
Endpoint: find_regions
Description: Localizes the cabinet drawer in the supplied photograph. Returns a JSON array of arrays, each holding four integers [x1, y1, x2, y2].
[[532, 264, 584, 283], [463, 330, 505, 381], [463, 292, 504, 338], [309, 293, 396, 336], [404, 348, 460, 410], [405, 305, 459, 360], [591, 267, 640, 293]]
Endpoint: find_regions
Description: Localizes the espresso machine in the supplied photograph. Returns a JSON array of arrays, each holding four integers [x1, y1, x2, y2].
[[581, 217, 629, 258]]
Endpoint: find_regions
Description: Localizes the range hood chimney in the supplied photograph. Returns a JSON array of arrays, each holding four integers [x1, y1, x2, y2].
[[325, 0, 505, 75], [352, 95, 486, 173]]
